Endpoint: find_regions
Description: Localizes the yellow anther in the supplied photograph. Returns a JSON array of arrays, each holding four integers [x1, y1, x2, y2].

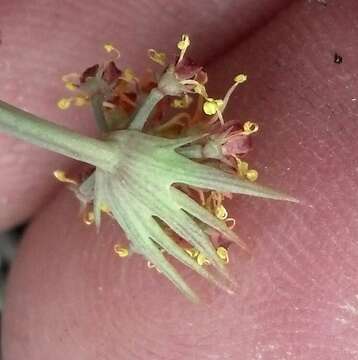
[[177, 34, 190, 63], [103, 43, 117, 53], [243, 121, 259, 135], [148, 49, 167, 66], [83, 211, 95, 225], [171, 95, 192, 109], [197, 253, 210, 266], [74, 96, 87, 107], [237, 160, 249, 178], [246, 169, 258, 182], [53, 170, 77, 185], [177, 34, 190, 51], [234, 74, 248, 84], [57, 98, 72, 110], [216, 246, 229, 264], [114, 244, 129, 257], [100, 203, 111, 214], [215, 205, 228, 220], [203, 98, 223, 116], [185, 248, 200, 258], [236, 159, 258, 181]]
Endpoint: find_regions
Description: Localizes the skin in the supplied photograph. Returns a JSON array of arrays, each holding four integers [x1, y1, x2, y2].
[[2, 0, 358, 359]]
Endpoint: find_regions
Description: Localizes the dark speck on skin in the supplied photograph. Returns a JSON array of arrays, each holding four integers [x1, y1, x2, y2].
[[334, 53, 343, 64]]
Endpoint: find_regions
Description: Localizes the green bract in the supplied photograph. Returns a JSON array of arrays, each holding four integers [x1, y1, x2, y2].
[[75, 130, 295, 301]]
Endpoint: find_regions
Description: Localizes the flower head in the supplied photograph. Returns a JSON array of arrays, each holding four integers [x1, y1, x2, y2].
[[45, 34, 298, 300]]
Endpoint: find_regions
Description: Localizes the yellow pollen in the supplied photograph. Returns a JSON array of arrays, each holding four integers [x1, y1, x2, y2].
[[147, 49, 167, 66], [243, 121, 259, 135], [216, 246, 229, 264], [177, 34, 190, 63], [114, 244, 129, 257], [197, 253, 210, 266], [203, 98, 223, 116], [234, 74, 248, 84], [246, 169, 258, 182], [53, 170, 77, 185], [83, 211, 95, 225], [215, 205, 228, 220], [57, 98, 72, 110]]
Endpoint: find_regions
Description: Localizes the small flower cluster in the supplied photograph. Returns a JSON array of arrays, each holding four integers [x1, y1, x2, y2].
[[53, 34, 293, 301]]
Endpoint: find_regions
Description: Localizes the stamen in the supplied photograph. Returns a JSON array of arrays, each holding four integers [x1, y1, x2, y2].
[[215, 205, 228, 220], [235, 159, 259, 181], [100, 202, 111, 214], [234, 74, 248, 84], [209, 74, 247, 124], [246, 169, 258, 182], [216, 246, 229, 263], [243, 121, 259, 135], [203, 98, 223, 116], [114, 244, 129, 257], [104, 43, 120, 58], [53, 170, 77, 185], [197, 253, 210, 266], [83, 211, 95, 225], [57, 98, 72, 110], [148, 49, 167, 66], [177, 34, 190, 63]]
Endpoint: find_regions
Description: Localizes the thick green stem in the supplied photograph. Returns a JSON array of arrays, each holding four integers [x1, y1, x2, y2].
[[129, 88, 164, 130], [0, 100, 116, 171]]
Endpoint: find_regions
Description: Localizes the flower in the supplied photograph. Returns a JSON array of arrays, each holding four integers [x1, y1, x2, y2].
[[0, 34, 297, 301]]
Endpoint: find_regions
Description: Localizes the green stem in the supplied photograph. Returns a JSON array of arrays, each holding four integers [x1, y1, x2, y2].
[[91, 94, 109, 132], [0, 100, 116, 171], [129, 88, 164, 130]]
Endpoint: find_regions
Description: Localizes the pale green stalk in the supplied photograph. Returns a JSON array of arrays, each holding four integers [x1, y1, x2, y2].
[[0, 100, 116, 171], [129, 88, 164, 130]]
